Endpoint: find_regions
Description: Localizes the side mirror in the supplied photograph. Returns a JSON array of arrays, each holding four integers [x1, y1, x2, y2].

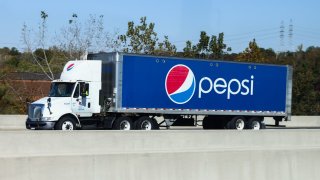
[[47, 98, 52, 114]]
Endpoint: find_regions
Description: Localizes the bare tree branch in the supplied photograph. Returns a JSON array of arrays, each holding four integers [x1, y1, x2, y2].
[[21, 11, 55, 80], [56, 14, 119, 58], [4, 80, 24, 103]]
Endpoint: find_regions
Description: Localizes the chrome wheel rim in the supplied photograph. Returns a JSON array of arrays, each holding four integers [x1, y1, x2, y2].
[[252, 121, 261, 130], [236, 119, 245, 130], [62, 121, 74, 130], [141, 120, 152, 130], [120, 120, 131, 130]]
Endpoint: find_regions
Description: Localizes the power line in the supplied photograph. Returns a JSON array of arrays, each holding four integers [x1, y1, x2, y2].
[[225, 31, 279, 42], [295, 25, 320, 33], [226, 27, 279, 38], [294, 33, 320, 40], [172, 27, 280, 44], [0, 42, 20, 46]]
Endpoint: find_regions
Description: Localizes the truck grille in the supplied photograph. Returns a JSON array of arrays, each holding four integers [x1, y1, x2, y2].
[[28, 104, 44, 121]]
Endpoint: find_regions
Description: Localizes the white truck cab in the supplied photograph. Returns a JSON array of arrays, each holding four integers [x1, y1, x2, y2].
[[26, 60, 101, 130]]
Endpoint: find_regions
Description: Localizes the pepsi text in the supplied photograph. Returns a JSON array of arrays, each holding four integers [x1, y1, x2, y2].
[[198, 75, 254, 100]]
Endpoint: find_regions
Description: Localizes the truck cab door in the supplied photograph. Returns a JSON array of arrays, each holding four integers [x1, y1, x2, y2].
[[71, 82, 92, 117]]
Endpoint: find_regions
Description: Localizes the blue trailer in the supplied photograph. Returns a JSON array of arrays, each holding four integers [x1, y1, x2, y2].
[[88, 52, 292, 130], [26, 52, 292, 130]]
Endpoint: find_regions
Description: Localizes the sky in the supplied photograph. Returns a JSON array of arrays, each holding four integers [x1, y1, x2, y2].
[[0, 0, 320, 53]]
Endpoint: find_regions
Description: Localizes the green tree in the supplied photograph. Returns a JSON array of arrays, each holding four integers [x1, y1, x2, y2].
[[183, 32, 231, 59], [259, 48, 276, 63], [183, 40, 197, 57], [292, 59, 319, 115], [33, 48, 53, 63], [9, 47, 20, 56], [237, 39, 265, 62], [119, 16, 176, 56], [275, 46, 320, 115], [197, 31, 210, 56], [119, 17, 158, 54], [155, 36, 177, 56], [209, 33, 231, 59], [0, 84, 9, 113], [0, 47, 10, 55]]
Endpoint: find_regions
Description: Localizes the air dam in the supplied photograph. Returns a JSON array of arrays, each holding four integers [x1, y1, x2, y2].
[[1, 130, 320, 180]]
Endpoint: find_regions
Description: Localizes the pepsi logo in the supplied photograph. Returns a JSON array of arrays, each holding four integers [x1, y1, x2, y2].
[[67, 63, 74, 71], [165, 64, 196, 104]]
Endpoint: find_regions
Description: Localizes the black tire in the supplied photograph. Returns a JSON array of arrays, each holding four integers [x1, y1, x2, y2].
[[202, 116, 227, 129], [246, 117, 262, 130], [227, 116, 246, 130], [203, 117, 213, 129], [112, 117, 133, 130], [55, 116, 77, 130], [134, 116, 159, 130]]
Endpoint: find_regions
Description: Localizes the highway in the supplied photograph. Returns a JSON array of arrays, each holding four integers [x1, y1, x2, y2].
[[0, 115, 320, 180]]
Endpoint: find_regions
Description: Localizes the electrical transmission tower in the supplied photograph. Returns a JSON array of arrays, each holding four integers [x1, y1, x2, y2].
[[288, 19, 293, 51], [280, 21, 285, 49]]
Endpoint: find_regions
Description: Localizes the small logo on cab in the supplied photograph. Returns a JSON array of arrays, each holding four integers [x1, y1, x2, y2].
[[67, 63, 74, 71]]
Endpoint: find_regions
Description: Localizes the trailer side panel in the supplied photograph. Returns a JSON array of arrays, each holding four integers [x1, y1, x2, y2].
[[120, 54, 289, 115]]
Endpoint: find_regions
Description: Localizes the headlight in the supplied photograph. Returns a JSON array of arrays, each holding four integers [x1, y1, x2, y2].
[[41, 117, 53, 121]]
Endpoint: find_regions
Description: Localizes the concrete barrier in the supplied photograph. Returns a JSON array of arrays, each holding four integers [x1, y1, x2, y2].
[[0, 130, 320, 180], [0, 115, 320, 130], [0, 115, 26, 130], [265, 116, 320, 127]]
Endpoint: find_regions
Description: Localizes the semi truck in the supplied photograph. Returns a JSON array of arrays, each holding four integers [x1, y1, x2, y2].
[[26, 52, 292, 130]]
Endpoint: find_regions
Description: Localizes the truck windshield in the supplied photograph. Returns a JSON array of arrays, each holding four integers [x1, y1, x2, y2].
[[48, 82, 75, 97]]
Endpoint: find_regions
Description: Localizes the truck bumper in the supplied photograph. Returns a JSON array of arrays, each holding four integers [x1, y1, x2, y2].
[[26, 118, 56, 130]]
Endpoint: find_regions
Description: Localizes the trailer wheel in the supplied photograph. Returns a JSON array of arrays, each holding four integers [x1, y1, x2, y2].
[[112, 117, 132, 130], [203, 117, 214, 129], [55, 116, 76, 130], [246, 117, 262, 130], [203, 116, 227, 129], [134, 116, 159, 130], [227, 116, 246, 130]]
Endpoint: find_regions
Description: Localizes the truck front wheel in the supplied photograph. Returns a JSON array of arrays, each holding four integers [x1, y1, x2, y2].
[[55, 116, 76, 130]]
